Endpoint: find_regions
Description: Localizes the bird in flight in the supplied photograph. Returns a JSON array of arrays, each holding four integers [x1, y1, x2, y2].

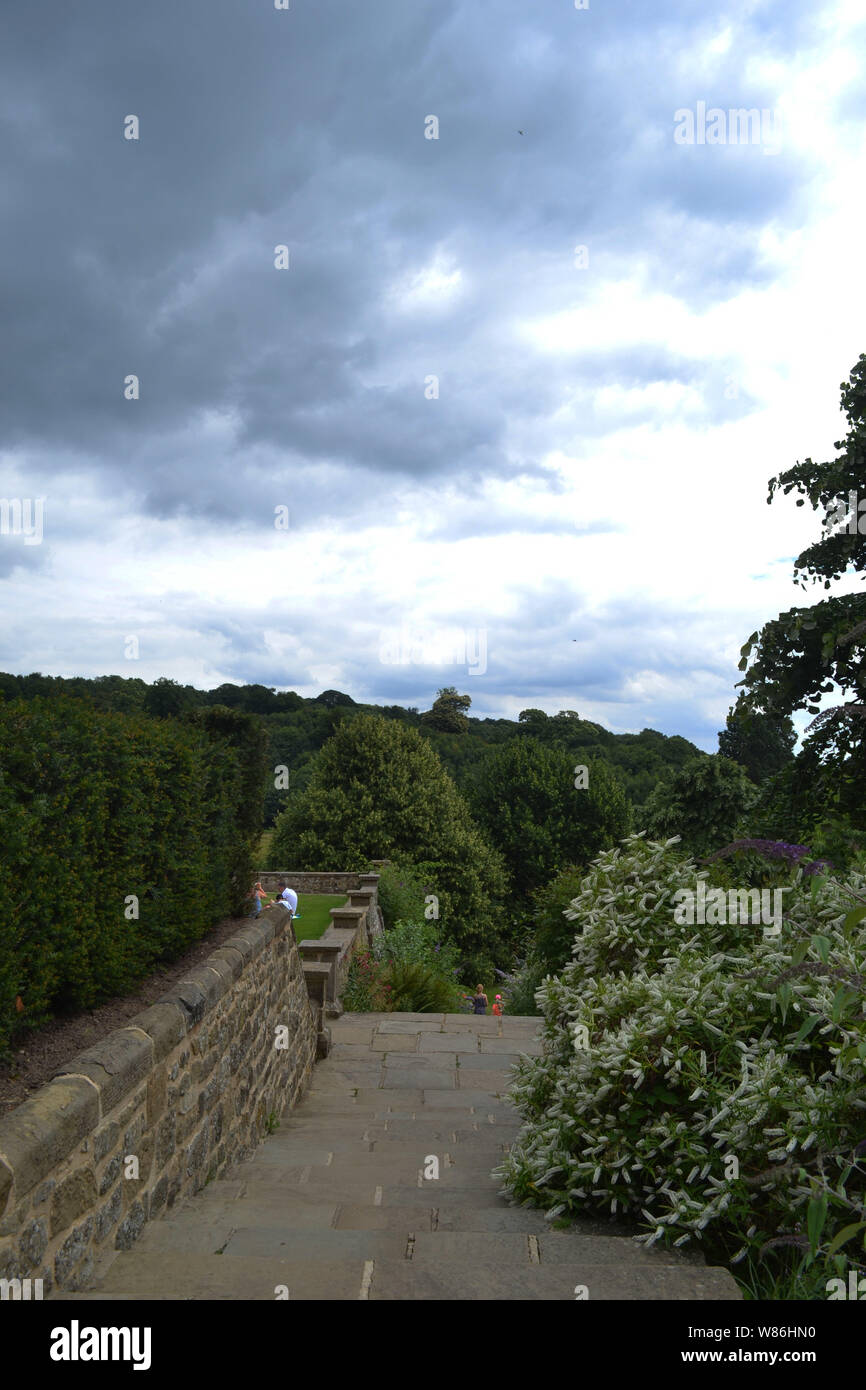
[[518, 129, 524, 135]]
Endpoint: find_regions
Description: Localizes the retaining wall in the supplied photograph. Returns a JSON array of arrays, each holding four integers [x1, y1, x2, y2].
[[256, 871, 361, 895], [0, 906, 317, 1295]]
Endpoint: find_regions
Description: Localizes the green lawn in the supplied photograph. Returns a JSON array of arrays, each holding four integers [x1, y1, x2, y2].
[[283, 893, 347, 941]]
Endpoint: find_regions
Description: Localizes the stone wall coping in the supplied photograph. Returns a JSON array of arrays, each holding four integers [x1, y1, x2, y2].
[[323, 927, 356, 945], [0, 904, 302, 1215], [0, 1076, 101, 1205], [123, 1001, 188, 1062], [0, 868, 364, 1268], [255, 870, 361, 882], [52, 1028, 155, 1118]]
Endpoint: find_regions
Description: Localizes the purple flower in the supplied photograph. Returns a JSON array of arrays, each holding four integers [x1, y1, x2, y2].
[[706, 839, 833, 875]]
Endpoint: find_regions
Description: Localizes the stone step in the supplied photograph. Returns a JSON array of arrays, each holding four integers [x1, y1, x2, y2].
[[267, 1119, 518, 1147], [62, 1246, 739, 1301], [254, 1137, 507, 1168], [58, 1011, 741, 1303], [239, 1165, 506, 1200], [59, 1252, 370, 1301], [366, 1257, 740, 1301], [365, 1122, 520, 1144]]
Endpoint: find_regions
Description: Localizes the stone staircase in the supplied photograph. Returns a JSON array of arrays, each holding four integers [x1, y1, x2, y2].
[[60, 1013, 740, 1301]]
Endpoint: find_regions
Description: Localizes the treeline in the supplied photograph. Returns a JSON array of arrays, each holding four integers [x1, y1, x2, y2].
[[0, 697, 268, 1055], [0, 671, 705, 825]]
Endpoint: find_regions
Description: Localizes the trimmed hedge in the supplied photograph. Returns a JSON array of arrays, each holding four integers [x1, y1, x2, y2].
[[0, 696, 268, 1054]]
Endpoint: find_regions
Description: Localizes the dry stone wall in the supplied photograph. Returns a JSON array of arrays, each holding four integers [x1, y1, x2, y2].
[[257, 871, 361, 895], [0, 906, 317, 1295]]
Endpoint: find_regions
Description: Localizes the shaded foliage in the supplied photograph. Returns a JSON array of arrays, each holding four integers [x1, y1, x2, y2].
[[0, 696, 268, 1055]]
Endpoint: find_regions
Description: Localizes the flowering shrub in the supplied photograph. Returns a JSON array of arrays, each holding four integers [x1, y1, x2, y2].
[[373, 917, 460, 976], [343, 918, 464, 1012], [343, 949, 383, 1011], [704, 839, 833, 888], [495, 833, 866, 1292]]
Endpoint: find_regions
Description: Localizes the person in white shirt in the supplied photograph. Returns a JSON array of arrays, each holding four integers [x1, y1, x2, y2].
[[276, 882, 299, 919]]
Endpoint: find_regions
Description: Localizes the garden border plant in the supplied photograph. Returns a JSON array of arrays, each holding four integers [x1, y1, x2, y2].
[[495, 832, 866, 1301]]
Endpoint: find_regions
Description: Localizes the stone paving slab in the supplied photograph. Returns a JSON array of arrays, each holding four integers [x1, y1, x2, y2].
[[443, 1015, 501, 1031], [331, 1013, 444, 1029], [382, 1068, 457, 1090], [371, 1033, 418, 1051], [240, 1173, 392, 1203], [330, 1042, 387, 1060], [419, 1170, 503, 1193], [458, 1051, 522, 1070], [434, 1205, 552, 1233], [480, 1037, 542, 1055], [295, 1092, 383, 1113], [333, 1203, 436, 1231], [124, 1216, 239, 1255], [271, 1149, 435, 1176], [536, 1232, 693, 1266], [188, 1187, 342, 1216], [353, 1087, 426, 1107], [422, 1089, 520, 1109], [314, 1062, 385, 1081], [379, 1013, 446, 1023], [67, 1011, 741, 1303], [381, 1052, 457, 1069], [458, 1070, 516, 1092], [419, 1033, 482, 1053], [223, 1228, 408, 1261], [274, 1115, 380, 1137], [73, 1253, 368, 1300], [172, 1196, 342, 1229], [315, 1139, 503, 1169], [368, 1125, 515, 1148], [366, 1260, 737, 1301], [252, 1136, 361, 1159], [411, 1231, 535, 1264], [377, 1020, 446, 1034], [327, 1026, 378, 1045]]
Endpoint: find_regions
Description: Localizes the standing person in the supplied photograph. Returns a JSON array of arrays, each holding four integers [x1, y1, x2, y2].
[[247, 881, 268, 918], [468, 984, 488, 1015], [492, 994, 503, 1017]]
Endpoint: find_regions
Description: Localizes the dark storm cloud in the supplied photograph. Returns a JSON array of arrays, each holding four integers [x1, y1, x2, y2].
[[0, 0, 846, 754], [0, 0, 816, 536]]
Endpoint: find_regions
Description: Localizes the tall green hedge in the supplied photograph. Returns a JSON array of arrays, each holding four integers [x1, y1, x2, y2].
[[0, 696, 268, 1055]]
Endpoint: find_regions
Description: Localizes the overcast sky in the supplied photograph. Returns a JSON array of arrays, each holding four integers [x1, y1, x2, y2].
[[2, 0, 865, 749]]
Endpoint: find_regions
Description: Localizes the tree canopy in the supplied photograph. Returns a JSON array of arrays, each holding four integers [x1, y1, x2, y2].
[[642, 755, 758, 859], [420, 686, 472, 734], [270, 713, 508, 973], [466, 736, 631, 899]]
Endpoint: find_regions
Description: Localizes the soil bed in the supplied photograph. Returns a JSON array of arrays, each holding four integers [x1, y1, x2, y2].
[[0, 910, 260, 1112]]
